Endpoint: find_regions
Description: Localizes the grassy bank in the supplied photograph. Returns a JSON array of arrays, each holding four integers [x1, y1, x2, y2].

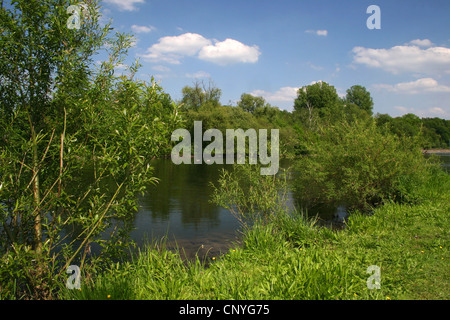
[[60, 168, 449, 300]]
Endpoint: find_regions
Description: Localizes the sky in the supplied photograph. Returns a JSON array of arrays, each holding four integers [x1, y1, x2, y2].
[[98, 0, 449, 118]]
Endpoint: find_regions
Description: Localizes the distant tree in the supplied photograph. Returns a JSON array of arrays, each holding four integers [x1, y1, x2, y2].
[[345, 85, 374, 115], [181, 80, 221, 109], [422, 117, 450, 148], [390, 113, 422, 138], [375, 113, 393, 128], [293, 81, 340, 127], [237, 93, 268, 113]]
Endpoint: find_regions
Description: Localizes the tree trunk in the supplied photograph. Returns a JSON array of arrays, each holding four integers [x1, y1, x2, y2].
[[31, 125, 42, 254]]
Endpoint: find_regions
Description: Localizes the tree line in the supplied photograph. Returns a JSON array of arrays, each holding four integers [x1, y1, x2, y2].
[[178, 80, 450, 156]]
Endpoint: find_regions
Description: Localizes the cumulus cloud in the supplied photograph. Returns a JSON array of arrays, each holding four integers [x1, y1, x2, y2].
[[408, 39, 434, 47], [185, 71, 211, 79], [104, 0, 145, 11], [250, 87, 299, 103], [374, 78, 450, 94], [428, 107, 448, 116], [393, 106, 449, 118], [140, 33, 212, 64], [352, 43, 450, 75], [141, 33, 261, 66], [307, 62, 324, 71], [305, 30, 328, 36], [151, 65, 171, 72], [198, 39, 261, 65], [131, 25, 156, 33]]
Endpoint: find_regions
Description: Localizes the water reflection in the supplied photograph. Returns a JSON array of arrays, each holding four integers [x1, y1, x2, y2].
[[130, 159, 240, 258]]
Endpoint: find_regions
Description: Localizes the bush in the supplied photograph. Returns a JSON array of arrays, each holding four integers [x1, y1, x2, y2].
[[210, 164, 290, 227], [294, 118, 438, 212]]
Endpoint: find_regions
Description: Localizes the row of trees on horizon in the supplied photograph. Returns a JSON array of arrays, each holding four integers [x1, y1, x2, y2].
[[176, 80, 450, 152]]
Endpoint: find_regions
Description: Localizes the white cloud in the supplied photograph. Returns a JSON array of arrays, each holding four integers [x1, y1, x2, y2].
[[393, 105, 450, 118], [140, 33, 212, 64], [185, 71, 211, 79], [152, 65, 171, 72], [309, 80, 324, 85], [131, 25, 156, 33], [352, 44, 450, 75], [408, 39, 434, 47], [141, 33, 261, 66], [307, 62, 324, 71], [374, 78, 450, 94], [250, 87, 299, 103], [104, 0, 145, 11], [394, 106, 409, 113], [198, 39, 261, 65], [305, 29, 328, 36], [428, 107, 449, 117]]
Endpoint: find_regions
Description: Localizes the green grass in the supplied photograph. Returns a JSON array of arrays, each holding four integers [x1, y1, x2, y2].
[[60, 170, 449, 300]]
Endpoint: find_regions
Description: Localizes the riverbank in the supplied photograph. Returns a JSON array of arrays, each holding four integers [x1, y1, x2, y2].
[[60, 168, 449, 300]]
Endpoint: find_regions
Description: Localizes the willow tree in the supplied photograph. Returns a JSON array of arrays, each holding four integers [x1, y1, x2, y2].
[[0, 0, 182, 298]]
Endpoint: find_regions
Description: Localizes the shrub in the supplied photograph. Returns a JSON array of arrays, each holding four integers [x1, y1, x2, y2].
[[294, 118, 438, 212], [210, 164, 290, 228]]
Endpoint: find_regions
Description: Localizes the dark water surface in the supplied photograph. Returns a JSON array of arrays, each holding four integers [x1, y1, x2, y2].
[[130, 159, 240, 259]]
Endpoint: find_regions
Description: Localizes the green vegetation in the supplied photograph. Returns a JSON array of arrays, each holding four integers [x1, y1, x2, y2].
[[375, 113, 450, 149], [59, 167, 449, 300], [0, 0, 182, 299], [294, 118, 438, 212], [1, 0, 449, 300]]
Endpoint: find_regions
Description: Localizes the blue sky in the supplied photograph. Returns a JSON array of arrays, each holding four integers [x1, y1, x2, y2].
[[99, 0, 450, 119]]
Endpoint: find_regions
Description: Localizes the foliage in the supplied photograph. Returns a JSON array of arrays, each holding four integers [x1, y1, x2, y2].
[[294, 118, 438, 212], [421, 117, 450, 148], [237, 93, 269, 114], [293, 81, 341, 127], [0, 0, 182, 299], [210, 164, 290, 228], [180, 80, 221, 110], [375, 113, 450, 149], [179, 86, 299, 158], [344, 85, 374, 116]]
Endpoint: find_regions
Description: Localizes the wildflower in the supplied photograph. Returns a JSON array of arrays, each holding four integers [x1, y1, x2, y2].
[[386, 296, 390, 300], [107, 295, 111, 299], [420, 251, 424, 253], [212, 257, 216, 260]]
